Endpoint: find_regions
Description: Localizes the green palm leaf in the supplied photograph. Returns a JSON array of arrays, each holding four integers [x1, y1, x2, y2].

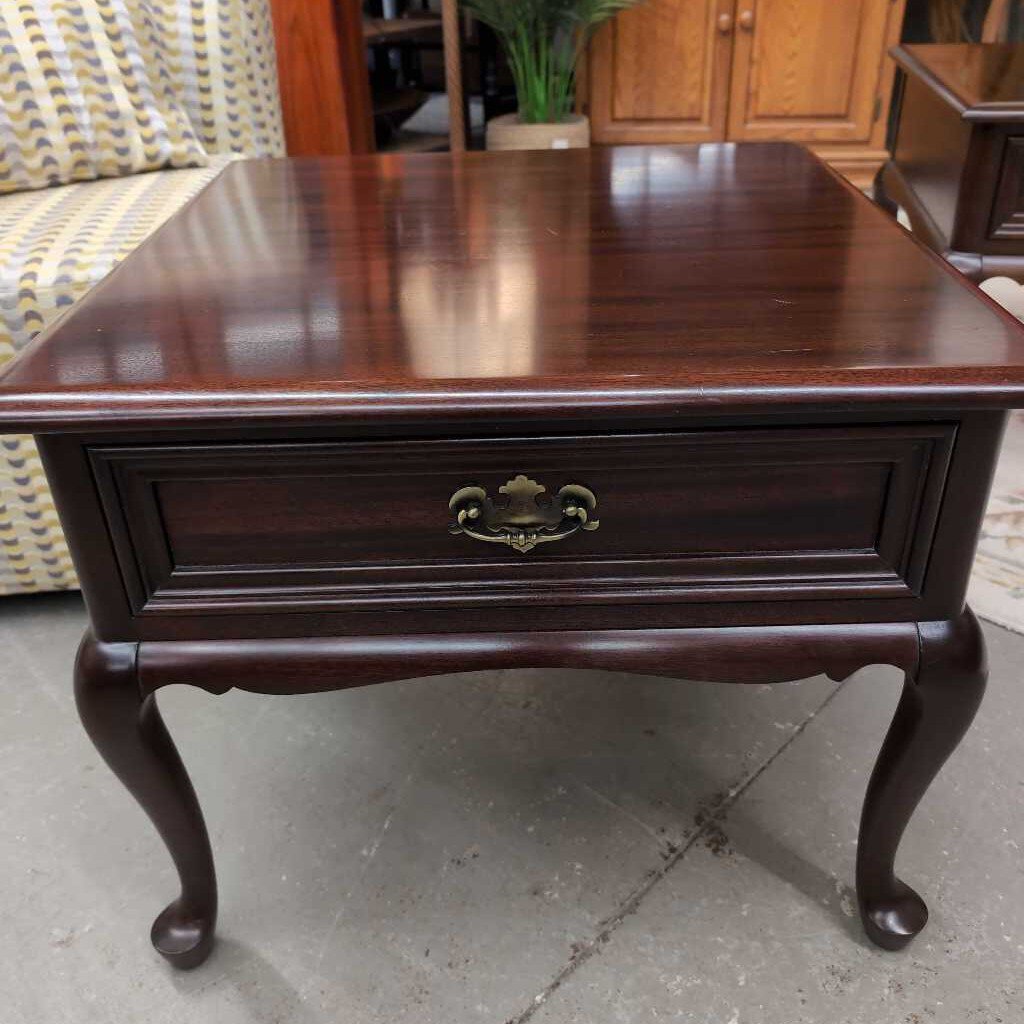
[[461, 0, 646, 123]]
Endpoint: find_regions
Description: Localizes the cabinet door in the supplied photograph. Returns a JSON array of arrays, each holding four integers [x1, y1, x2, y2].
[[589, 0, 736, 144], [727, 0, 896, 143]]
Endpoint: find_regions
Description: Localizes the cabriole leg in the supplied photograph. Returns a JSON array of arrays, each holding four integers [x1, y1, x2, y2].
[[872, 163, 899, 217], [74, 633, 217, 969], [856, 609, 986, 950]]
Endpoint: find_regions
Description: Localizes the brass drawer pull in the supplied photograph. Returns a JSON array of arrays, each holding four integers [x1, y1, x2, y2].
[[449, 474, 599, 554]]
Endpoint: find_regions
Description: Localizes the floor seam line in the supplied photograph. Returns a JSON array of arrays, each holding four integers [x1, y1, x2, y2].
[[501, 678, 851, 1024]]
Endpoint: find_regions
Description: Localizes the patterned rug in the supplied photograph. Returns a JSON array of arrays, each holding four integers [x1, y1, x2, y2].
[[969, 279, 1024, 635]]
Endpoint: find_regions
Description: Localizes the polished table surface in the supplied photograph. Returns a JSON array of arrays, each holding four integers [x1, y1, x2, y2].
[[896, 43, 1024, 116], [3, 143, 1024, 430], [1, 144, 1021, 971]]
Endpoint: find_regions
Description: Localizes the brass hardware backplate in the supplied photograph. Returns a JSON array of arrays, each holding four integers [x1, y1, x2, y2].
[[448, 475, 599, 554]]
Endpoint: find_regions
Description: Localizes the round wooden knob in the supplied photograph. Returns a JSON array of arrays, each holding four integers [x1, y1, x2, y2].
[[738, 9, 755, 29], [717, 12, 733, 32]]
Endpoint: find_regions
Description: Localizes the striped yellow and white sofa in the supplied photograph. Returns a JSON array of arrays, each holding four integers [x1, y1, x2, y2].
[[0, 0, 285, 595]]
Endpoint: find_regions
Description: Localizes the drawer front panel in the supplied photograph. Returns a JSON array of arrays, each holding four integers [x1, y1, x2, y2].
[[89, 425, 955, 618]]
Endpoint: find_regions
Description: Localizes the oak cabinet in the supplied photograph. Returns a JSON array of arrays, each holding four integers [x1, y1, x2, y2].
[[588, 0, 908, 186], [589, 0, 735, 143]]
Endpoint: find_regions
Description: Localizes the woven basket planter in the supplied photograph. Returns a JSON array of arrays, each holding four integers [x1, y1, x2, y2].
[[486, 113, 590, 151]]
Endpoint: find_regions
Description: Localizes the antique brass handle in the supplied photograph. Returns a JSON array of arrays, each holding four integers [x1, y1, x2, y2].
[[448, 474, 599, 554], [717, 11, 733, 33], [738, 8, 755, 29]]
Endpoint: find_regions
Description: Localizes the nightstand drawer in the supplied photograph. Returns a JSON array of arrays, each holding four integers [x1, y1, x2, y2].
[[89, 424, 954, 619]]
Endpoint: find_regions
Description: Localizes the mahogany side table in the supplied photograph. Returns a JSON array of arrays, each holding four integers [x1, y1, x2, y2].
[[2, 143, 1023, 970], [876, 44, 1024, 282]]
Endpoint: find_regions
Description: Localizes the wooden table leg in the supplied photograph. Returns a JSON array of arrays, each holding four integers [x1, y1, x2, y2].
[[872, 162, 899, 218], [74, 633, 218, 969], [856, 609, 987, 950], [70, 613, 983, 964]]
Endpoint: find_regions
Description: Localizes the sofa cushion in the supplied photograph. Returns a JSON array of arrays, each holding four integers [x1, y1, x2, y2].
[[0, 0, 207, 195], [0, 156, 234, 594], [147, 0, 285, 159]]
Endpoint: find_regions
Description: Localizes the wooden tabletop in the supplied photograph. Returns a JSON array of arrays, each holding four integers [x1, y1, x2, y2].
[[893, 44, 1024, 121], [3, 143, 1024, 432]]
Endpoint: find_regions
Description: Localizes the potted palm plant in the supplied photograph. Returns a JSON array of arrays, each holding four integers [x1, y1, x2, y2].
[[462, 0, 644, 150]]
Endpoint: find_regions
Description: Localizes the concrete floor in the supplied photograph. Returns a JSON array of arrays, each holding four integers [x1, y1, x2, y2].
[[0, 594, 1021, 1024]]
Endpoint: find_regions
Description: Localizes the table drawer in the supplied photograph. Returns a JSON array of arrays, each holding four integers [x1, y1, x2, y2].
[[89, 425, 954, 618]]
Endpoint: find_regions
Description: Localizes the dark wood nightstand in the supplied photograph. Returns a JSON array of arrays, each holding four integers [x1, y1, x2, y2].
[[2, 144, 1023, 969], [876, 44, 1024, 282]]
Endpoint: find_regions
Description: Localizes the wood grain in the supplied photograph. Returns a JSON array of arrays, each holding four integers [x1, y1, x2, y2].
[[269, 0, 374, 155], [3, 145, 1024, 433], [738, 0, 862, 120], [75, 634, 216, 969], [136, 622, 922, 696], [85, 425, 953, 618], [895, 43, 1024, 121], [589, 0, 735, 142], [857, 608, 987, 950], [441, 0, 465, 152], [727, 0, 892, 143], [34, 410, 1006, 642], [587, 0, 905, 184]]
